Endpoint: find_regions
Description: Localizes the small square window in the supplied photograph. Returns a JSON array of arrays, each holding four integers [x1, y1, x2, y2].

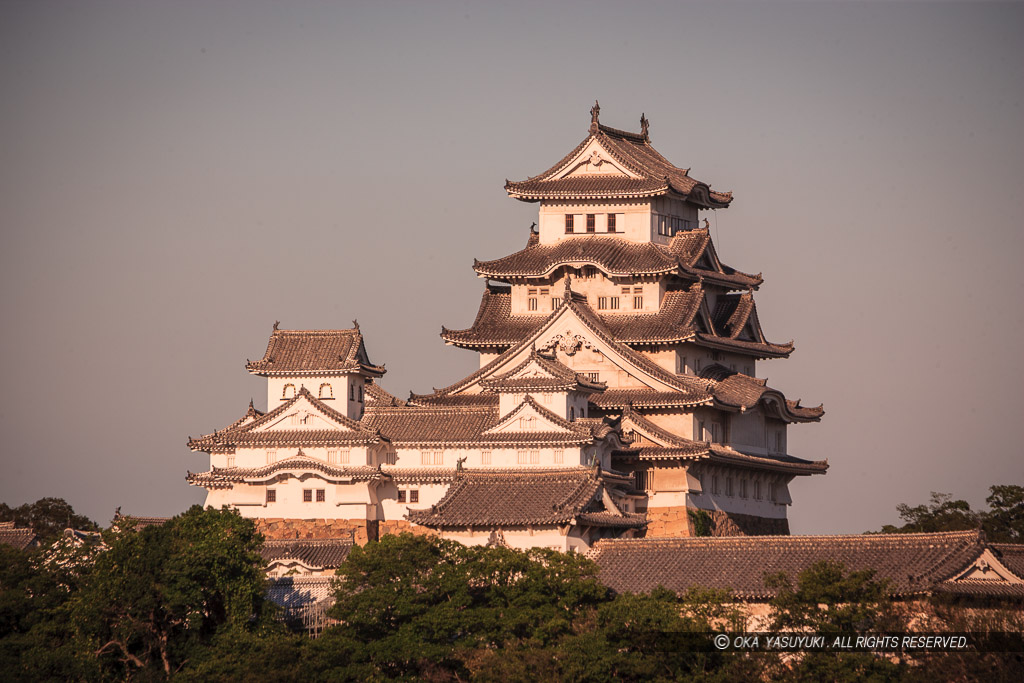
[[303, 489, 312, 502], [410, 490, 419, 503], [266, 489, 276, 503], [316, 489, 326, 502]]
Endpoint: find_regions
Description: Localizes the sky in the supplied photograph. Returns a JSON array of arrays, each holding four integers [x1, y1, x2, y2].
[[1, 1, 1021, 534]]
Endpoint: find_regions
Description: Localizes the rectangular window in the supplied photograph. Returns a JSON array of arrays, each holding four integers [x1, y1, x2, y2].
[[266, 489, 276, 503], [635, 470, 651, 491], [327, 450, 339, 464], [481, 450, 491, 465], [303, 489, 313, 503], [712, 475, 720, 495], [740, 479, 748, 499], [554, 449, 564, 464], [584, 371, 599, 382], [398, 490, 406, 503], [410, 490, 419, 503], [317, 489, 326, 502], [586, 214, 595, 232], [517, 450, 528, 464], [528, 298, 538, 311], [565, 214, 574, 233], [340, 449, 350, 464], [598, 296, 608, 309], [540, 288, 549, 296], [711, 423, 720, 443], [266, 450, 277, 464], [753, 481, 762, 500], [609, 296, 619, 310], [634, 295, 643, 309], [530, 450, 540, 464], [698, 421, 706, 442], [725, 477, 734, 496], [226, 455, 235, 468], [552, 298, 562, 310], [434, 451, 444, 465], [607, 213, 616, 232], [528, 288, 537, 295], [421, 451, 431, 465]]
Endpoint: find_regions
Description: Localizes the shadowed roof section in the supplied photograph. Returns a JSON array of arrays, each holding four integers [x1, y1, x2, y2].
[[472, 232, 761, 289], [505, 110, 732, 208], [406, 468, 646, 529], [0, 522, 39, 550], [261, 538, 353, 570], [589, 530, 1024, 599], [247, 324, 385, 377]]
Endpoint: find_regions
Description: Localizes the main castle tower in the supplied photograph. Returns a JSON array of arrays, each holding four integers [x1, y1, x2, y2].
[[187, 104, 825, 547]]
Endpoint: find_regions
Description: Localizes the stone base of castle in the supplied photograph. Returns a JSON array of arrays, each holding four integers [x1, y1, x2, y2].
[[644, 507, 790, 537], [256, 518, 438, 545]]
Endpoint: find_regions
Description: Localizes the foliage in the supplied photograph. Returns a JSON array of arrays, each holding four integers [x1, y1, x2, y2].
[[67, 505, 271, 679], [0, 497, 99, 544], [688, 508, 714, 537], [876, 485, 1024, 542]]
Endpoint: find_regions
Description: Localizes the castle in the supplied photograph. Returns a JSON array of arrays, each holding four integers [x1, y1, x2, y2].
[[187, 103, 826, 551]]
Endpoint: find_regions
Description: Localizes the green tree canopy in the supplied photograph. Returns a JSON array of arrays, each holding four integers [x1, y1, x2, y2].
[[0, 497, 99, 543]]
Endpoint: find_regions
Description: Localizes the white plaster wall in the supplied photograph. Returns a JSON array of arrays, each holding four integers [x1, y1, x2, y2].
[[265, 375, 365, 419], [205, 476, 378, 520], [439, 526, 577, 552], [215, 445, 372, 469], [537, 200, 652, 244], [391, 446, 586, 470]]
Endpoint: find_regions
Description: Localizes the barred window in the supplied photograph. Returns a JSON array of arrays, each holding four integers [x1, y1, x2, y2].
[[725, 477, 734, 496], [328, 450, 339, 464], [266, 489, 276, 503], [266, 450, 277, 464], [303, 489, 313, 503], [740, 479, 748, 499], [565, 214, 574, 233], [586, 214, 595, 232], [634, 470, 651, 491], [317, 489, 325, 502], [609, 296, 619, 310], [226, 455, 235, 468], [607, 213, 616, 232], [634, 295, 643, 309], [340, 450, 350, 464], [598, 297, 608, 309], [517, 450, 528, 464], [410, 490, 419, 503], [528, 298, 538, 311], [554, 449, 564, 464], [552, 298, 562, 310], [481, 450, 491, 465], [530, 450, 540, 464], [398, 490, 406, 503], [584, 371, 599, 382]]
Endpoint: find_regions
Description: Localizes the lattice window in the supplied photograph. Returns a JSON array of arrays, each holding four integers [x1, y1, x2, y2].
[[481, 450, 491, 465], [586, 214, 595, 232], [530, 450, 540, 464], [517, 450, 528, 464], [317, 489, 325, 502], [266, 489, 276, 503], [340, 450, 350, 464], [303, 489, 313, 503], [607, 213, 616, 232], [565, 214, 574, 233], [554, 449, 564, 464], [319, 383, 333, 399]]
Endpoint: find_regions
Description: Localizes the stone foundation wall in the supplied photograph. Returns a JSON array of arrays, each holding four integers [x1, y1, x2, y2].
[[256, 518, 379, 545], [644, 507, 789, 538], [255, 518, 439, 546]]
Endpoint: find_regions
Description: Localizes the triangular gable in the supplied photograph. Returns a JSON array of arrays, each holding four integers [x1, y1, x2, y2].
[[620, 410, 693, 449], [244, 388, 362, 435], [948, 548, 1024, 584], [554, 138, 640, 180], [484, 397, 577, 436]]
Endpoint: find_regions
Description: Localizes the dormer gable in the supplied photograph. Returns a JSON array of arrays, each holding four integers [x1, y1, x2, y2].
[[484, 396, 579, 436], [554, 138, 641, 180]]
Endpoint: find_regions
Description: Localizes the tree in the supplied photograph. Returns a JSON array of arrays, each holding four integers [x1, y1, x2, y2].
[[0, 498, 99, 544], [982, 484, 1024, 543], [68, 505, 271, 679], [878, 492, 977, 534], [765, 561, 907, 682]]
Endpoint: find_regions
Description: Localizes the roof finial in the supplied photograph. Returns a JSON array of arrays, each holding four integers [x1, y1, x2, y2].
[[352, 319, 359, 330], [273, 320, 280, 331], [589, 100, 601, 133], [530, 221, 537, 234], [640, 113, 649, 140], [564, 275, 573, 301]]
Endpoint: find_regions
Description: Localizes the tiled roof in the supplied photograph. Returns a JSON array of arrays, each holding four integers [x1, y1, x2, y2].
[[112, 513, 170, 530], [589, 531, 1010, 599], [472, 233, 760, 289], [363, 380, 406, 407], [615, 408, 826, 474], [187, 455, 380, 488], [361, 405, 497, 445], [992, 543, 1024, 578], [702, 365, 824, 422], [406, 392, 499, 408], [505, 115, 732, 208], [189, 387, 381, 453], [0, 522, 39, 550], [261, 538, 353, 570], [406, 468, 644, 528], [246, 324, 385, 377], [590, 388, 710, 409], [444, 282, 785, 357], [480, 348, 606, 393]]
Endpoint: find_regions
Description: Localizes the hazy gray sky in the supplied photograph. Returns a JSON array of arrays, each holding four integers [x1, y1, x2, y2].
[[1, 1, 1021, 533]]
